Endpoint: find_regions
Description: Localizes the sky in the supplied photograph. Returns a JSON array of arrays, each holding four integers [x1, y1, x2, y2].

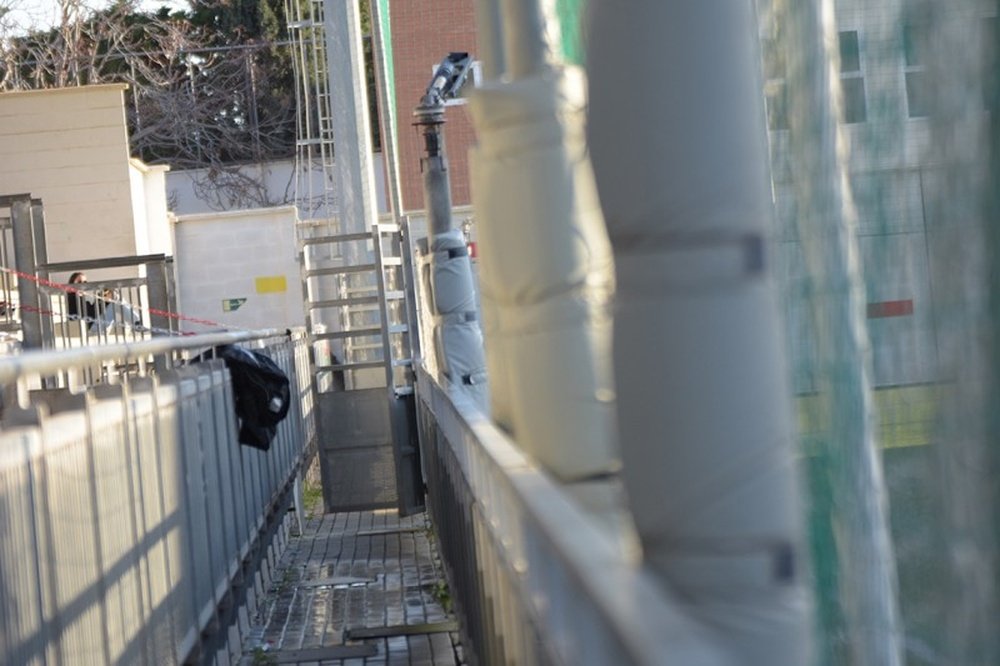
[[4, 0, 189, 34]]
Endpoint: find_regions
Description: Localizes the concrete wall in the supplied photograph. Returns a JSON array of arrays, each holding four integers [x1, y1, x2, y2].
[[166, 157, 389, 218], [172, 206, 305, 332], [128, 158, 173, 258], [0, 85, 138, 271]]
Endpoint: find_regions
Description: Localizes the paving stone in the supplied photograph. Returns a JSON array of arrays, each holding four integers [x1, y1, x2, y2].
[[240, 509, 463, 665], [428, 633, 453, 663]]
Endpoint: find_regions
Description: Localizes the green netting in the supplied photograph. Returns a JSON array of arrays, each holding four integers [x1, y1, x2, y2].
[[376, 0, 396, 137], [555, 0, 587, 65], [761, 0, 1000, 663]]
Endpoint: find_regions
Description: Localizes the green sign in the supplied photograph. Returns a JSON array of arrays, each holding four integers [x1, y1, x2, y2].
[[222, 298, 247, 312]]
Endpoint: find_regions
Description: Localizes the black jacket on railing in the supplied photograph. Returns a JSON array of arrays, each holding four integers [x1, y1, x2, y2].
[[199, 345, 291, 451]]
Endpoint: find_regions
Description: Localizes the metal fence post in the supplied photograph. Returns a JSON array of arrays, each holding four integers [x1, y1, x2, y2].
[[10, 195, 43, 349], [29, 199, 54, 349], [145, 258, 172, 336]]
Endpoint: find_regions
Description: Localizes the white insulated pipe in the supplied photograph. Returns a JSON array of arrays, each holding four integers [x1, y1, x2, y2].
[[467, 0, 621, 506], [428, 229, 489, 408], [464, 182, 515, 430], [415, 68, 489, 408], [586, 2, 812, 663], [468, 66, 620, 495]]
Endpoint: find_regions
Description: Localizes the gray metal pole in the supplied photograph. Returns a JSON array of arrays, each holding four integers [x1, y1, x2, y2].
[[29, 199, 53, 349], [499, 0, 556, 79], [473, 0, 506, 81], [145, 258, 171, 336], [321, 0, 381, 236], [367, 0, 422, 366], [415, 72, 488, 407], [368, 0, 405, 222], [416, 110, 453, 238], [10, 195, 44, 350]]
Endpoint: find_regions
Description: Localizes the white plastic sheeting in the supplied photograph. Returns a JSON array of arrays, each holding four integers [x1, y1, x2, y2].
[[586, 1, 812, 663], [468, 65, 619, 485]]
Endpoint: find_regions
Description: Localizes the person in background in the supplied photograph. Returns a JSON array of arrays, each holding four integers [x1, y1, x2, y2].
[[66, 271, 97, 322], [97, 286, 143, 332], [66, 271, 144, 334]]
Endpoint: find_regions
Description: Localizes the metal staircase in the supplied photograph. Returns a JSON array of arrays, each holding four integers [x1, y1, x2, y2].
[[299, 220, 414, 394], [288, 0, 422, 515]]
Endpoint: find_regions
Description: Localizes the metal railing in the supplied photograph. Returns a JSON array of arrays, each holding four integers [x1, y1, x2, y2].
[[0, 195, 46, 346], [0, 328, 315, 665], [1, 193, 178, 353], [415, 364, 711, 666], [37, 254, 178, 349]]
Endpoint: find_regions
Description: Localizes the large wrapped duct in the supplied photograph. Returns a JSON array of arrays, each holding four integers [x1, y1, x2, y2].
[[468, 65, 619, 485], [586, 1, 812, 663], [466, 240, 514, 430]]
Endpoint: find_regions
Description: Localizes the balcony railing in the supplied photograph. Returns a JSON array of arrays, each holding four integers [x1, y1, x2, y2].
[[0, 328, 315, 664], [415, 364, 713, 666]]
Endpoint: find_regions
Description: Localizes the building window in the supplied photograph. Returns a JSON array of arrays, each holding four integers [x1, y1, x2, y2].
[[839, 30, 867, 123], [903, 24, 929, 118], [763, 38, 789, 131]]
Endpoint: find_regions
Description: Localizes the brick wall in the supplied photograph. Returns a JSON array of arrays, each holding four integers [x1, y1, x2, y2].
[[389, 0, 478, 212]]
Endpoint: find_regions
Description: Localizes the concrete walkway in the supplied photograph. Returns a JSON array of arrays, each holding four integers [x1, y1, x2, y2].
[[241, 509, 464, 666]]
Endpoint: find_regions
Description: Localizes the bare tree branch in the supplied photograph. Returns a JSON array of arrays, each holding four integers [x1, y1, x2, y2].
[[0, 1, 298, 211]]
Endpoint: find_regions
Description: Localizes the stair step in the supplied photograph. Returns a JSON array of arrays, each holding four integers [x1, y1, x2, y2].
[[346, 342, 383, 352], [316, 360, 385, 372], [302, 231, 371, 246], [305, 263, 376, 277], [312, 326, 383, 341], [308, 295, 379, 309]]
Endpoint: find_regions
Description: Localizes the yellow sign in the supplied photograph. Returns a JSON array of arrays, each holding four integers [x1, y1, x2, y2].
[[255, 275, 287, 294]]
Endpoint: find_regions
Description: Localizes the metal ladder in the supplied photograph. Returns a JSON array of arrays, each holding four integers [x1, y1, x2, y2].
[[287, 0, 423, 514], [298, 220, 414, 395], [297, 218, 424, 515]]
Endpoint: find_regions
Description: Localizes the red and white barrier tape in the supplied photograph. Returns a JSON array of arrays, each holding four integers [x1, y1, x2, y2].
[[0, 265, 251, 337]]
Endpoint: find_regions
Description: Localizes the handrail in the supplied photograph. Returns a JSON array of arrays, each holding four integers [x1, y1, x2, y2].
[[416, 365, 730, 665], [0, 328, 314, 664], [0, 328, 289, 384], [38, 253, 171, 272]]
